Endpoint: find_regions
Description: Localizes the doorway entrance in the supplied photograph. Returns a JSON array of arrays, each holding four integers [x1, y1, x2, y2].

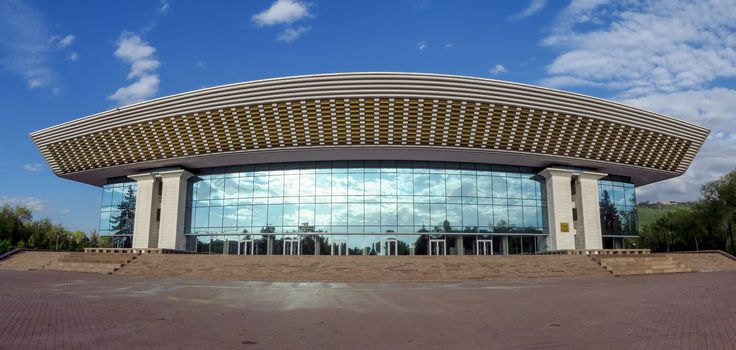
[[283, 238, 300, 255], [238, 240, 255, 255], [385, 238, 398, 256], [429, 239, 446, 255], [331, 240, 348, 255], [476, 239, 493, 256]]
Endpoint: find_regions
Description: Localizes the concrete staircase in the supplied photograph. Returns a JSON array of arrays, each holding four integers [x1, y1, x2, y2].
[[0, 251, 67, 270], [0, 251, 138, 274], [4, 250, 734, 281], [48, 253, 138, 273], [665, 253, 736, 272], [594, 256, 692, 276], [593, 252, 736, 276], [115, 254, 611, 282]]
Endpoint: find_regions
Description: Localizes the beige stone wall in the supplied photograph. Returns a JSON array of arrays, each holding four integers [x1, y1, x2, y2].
[[539, 168, 576, 251], [129, 174, 158, 249], [157, 170, 193, 250], [574, 172, 606, 250], [129, 170, 192, 250]]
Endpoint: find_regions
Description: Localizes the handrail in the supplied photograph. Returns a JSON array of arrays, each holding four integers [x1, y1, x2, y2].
[[538, 249, 650, 256], [664, 250, 736, 261], [84, 248, 193, 254], [0, 248, 24, 261], [0, 248, 53, 261]]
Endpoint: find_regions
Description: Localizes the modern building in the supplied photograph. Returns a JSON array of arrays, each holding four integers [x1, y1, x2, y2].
[[31, 73, 708, 255]]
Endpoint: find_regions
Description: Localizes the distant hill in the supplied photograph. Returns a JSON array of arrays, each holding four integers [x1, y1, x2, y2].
[[637, 202, 694, 229]]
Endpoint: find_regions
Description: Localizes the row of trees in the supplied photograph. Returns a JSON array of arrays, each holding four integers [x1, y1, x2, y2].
[[0, 205, 109, 254], [637, 170, 736, 254]]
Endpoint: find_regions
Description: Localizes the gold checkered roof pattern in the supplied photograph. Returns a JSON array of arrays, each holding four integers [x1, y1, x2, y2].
[[31, 73, 709, 187]]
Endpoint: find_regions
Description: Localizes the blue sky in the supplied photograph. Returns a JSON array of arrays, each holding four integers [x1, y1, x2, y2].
[[1, 0, 735, 232]]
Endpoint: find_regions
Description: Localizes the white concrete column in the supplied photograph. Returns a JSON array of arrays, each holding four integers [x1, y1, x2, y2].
[[573, 172, 607, 250], [157, 170, 193, 250], [128, 173, 159, 249], [539, 168, 576, 251]]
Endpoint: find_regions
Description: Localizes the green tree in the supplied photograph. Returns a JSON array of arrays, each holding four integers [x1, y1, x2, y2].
[[600, 190, 622, 234], [109, 185, 136, 247], [0, 205, 32, 246], [700, 171, 736, 254], [0, 239, 12, 254], [89, 229, 100, 248], [637, 169, 736, 254]]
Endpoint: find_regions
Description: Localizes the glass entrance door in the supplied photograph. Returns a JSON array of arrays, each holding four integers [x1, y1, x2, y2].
[[429, 239, 446, 255], [476, 239, 493, 256], [331, 240, 348, 255], [283, 238, 300, 255], [385, 238, 398, 256], [238, 240, 255, 255]]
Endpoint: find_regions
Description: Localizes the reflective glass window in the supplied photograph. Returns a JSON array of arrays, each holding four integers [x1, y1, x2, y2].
[[182, 161, 549, 245], [598, 177, 638, 236], [99, 181, 137, 247]]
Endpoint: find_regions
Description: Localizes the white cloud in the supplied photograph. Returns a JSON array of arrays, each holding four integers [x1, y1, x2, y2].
[[489, 64, 508, 75], [109, 74, 160, 106], [113, 33, 160, 79], [541, 0, 736, 96], [509, 0, 548, 20], [544, 0, 611, 41], [252, 0, 311, 26], [56, 34, 75, 48], [0, 195, 49, 213], [108, 32, 160, 106], [445, 43, 454, 48], [22, 163, 43, 172], [541, 0, 736, 201], [68, 52, 79, 61], [277, 26, 310, 43], [159, 0, 170, 14], [0, 0, 58, 89], [417, 41, 427, 50]]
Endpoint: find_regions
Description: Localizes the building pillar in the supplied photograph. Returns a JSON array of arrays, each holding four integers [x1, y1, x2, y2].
[[157, 170, 193, 250], [573, 172, 607, 250], [128, 173, 159, 249], [539, 168, 576, 251], [456, 236, 464, 255]]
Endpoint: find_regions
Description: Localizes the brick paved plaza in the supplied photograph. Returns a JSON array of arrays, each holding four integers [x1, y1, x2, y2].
[[1, 269, 735, 349]]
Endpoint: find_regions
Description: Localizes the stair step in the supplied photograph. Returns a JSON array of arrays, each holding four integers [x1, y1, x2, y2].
[[114, 255, 612, 281]]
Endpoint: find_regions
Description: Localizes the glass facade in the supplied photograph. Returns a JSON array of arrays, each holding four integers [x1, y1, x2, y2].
[[183, 161, 548, 254], [185, 161, 547, 235], [96, 161, 640, 254], [598, 176, 638, 236], [99, 181, 138, 248]]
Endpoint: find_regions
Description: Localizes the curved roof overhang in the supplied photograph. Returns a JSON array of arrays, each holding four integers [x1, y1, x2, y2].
[[30, 72, 709, 187]]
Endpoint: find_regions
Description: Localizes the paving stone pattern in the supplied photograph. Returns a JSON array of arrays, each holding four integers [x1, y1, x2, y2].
[[1, 269, 736, 349]]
